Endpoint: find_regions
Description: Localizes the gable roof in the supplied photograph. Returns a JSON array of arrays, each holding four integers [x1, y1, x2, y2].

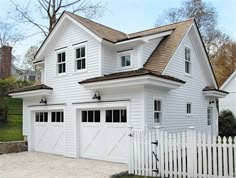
[[220, 70, 236, 90], [144, 19, 194, 73]]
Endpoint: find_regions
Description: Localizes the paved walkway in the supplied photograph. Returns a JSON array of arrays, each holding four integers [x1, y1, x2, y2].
[[0, 152, 127, 178]]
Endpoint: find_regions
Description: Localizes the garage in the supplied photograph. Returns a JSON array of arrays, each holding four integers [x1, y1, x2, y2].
[[80, 108, 128, 163], [33, 111, 65, 155]]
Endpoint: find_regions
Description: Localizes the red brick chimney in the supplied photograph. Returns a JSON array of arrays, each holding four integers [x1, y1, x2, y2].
[[0, 46, 12, 79]]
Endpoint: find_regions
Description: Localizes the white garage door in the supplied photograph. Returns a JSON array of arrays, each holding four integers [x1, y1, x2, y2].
[[80, 109, 128, 163], [34, 111, 64, 155]]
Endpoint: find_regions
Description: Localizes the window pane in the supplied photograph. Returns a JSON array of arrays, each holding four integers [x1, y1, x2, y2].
[[77, 60, 81, 70], [187, 104, 191, 114], [113, 110, 120, 122], [52, 112, 55, 122], [62, 52, 65, 62], [154, 112, 160, 123], [61, 112, 64, 122], [125, 56, 131, 66], [58, 53, 61, 62], [106, 110, 112, 122], [88, 111, 93, 122], [95, 110, 100, 122], [185, 48, 190, 61], [121, 56, 126, 67], [154, 100, 157, 111], [82, 111, 87, 122], [62, 63, 66, 73], [56, 112, 61, 122], [44, 112, 48, 122], [40, 112, 43, 122], [35, 113, 39, 122], [185, 62, 190, 73], [81, 59, 85, 69], [157, 100, 161, 111], [76, 48, 81, 58], [58, 64, 62, 73], [81, 47, 85, 57], [121, 110, 127, 123]]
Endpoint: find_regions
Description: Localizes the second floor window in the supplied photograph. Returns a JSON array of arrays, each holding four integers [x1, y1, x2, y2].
[[76, 45, 86, 70], [117, 50, 132, 69], [57, 52, 66, 74], [185, 47, 191, 74]]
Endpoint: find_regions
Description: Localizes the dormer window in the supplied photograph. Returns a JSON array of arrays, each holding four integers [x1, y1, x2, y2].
[[57, 52, 66, 74], [185, 47, 191, 74], [117, 50, 133, 69]]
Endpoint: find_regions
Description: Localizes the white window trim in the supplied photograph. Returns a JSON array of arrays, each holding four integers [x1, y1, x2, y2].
[[74, 42, 88, 73], [56, 49, 67, 76], [186, 102, 192, 117], [117, 50, 133, 70], [153, 98, 163, 125], [184, 46, 191, 76]]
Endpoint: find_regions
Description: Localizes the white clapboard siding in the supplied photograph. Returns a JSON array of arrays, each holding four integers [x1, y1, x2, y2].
[[129, 129, 236, 178]]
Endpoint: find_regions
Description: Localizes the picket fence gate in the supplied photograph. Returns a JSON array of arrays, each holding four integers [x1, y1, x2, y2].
[[128, 129, 236, 178]]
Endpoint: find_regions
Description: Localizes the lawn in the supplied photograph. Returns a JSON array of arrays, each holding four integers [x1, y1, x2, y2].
[[0, 98, 23, 142]]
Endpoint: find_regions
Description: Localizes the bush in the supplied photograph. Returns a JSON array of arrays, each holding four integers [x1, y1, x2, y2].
[[219, 110, 236, 137]]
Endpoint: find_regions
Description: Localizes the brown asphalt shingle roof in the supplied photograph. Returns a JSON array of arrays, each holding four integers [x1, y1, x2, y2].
[[79, 68, 185, 84], [9, 84, 53, 94], [66, 11, 194, 74]]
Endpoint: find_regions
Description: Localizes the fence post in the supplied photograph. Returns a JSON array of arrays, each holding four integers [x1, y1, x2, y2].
[[128, 126, 133, 174], [187, 127, 195, 177]]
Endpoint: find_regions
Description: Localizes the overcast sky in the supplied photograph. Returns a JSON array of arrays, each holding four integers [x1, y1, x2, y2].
[[0, 0, 235, 59]]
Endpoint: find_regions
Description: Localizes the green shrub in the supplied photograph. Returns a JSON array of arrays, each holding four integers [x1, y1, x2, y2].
[[219, 110, 236, 137]]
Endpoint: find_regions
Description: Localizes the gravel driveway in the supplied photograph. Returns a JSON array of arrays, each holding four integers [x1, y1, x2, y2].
[[0, 152, 127, 178]]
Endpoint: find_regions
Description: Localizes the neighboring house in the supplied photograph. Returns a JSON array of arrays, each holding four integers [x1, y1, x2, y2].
[[219, 71, 236, 115], [9, 11, 228, 163], [0, 46, 36, 81]]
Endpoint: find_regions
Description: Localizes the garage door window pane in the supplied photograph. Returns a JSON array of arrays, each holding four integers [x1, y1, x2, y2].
[[95, 110, 100, 122], [56, 112, 61, 122], [88, 111, 93, 122], [40, 113, 44, 122], [52, 112, 55, 122], [113, 110, 120, 122], [44, 113, 48, 122], [35, 113, 39, 122], [106, 110, 112, 122], [121, 110, 127, 123], [82, 111, 87, 122]]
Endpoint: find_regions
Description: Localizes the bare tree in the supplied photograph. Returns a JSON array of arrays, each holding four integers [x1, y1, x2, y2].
[[0, 21, 25, 47], [155, 0, 228, 54], [9, 0, 106, 36]]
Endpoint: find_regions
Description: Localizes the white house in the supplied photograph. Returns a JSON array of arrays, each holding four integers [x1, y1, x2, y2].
[[219, 71, 236, 115], [9, 11, 228, 163]]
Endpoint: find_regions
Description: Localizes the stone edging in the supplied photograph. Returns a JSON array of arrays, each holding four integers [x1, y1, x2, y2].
[[0, 141, 27, 155]]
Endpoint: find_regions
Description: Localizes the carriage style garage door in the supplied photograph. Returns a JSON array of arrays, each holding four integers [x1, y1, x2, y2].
[[33, 111, 65, 155], [80, 109, 128, 163]]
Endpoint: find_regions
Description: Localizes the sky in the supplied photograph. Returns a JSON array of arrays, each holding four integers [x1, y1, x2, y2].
[[0, 0, 236, 61]]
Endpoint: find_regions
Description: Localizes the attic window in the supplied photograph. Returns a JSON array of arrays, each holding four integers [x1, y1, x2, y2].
[[185, 47, 191, 74]]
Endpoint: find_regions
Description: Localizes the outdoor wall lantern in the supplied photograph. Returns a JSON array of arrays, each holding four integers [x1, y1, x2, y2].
[[209, 100, 215, 104], [92, 91, 101, 101], [40, 96, 47, 104]]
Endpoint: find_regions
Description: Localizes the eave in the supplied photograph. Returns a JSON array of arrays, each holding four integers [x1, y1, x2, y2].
[[203, 90, 228, 98], [79, 75, 184, 90], [9, 89, 52, 98]]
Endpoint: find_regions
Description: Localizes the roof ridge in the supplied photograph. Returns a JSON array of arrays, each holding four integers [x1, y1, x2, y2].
[[65, 11, 127, 36], [128, 18, 194, 36]]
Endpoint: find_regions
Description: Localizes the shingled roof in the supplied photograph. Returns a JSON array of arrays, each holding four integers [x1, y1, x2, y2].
[[9, 84, 53, 94]]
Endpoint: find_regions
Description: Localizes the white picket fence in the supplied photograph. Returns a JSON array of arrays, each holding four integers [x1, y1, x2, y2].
[[128, 129, 236, 178]]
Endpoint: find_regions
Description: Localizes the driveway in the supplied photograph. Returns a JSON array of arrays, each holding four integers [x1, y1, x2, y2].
[[0, 152, 127, 178]]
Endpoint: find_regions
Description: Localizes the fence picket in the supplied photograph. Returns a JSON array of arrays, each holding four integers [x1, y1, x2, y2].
[[182, 132, 186, 178], [218, 136, 223, 178], [177, 132, 181, 177], [228, 137, 233, 178], [169, 133, 173, 178], [148, 130, 152, 176], [202, 134, 207, 177], [198, 132, 202, 177], [164, 132, 168, 178], [223, 137, 228, 177], [234, 137, 236, 178], [207, 134, 212, 178], [212, 136, 217, 177]]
